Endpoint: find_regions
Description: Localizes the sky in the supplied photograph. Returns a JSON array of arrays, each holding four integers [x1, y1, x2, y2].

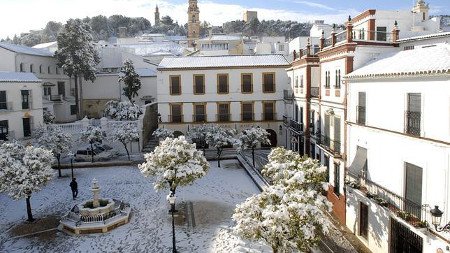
[[1, 0, 449, 39]]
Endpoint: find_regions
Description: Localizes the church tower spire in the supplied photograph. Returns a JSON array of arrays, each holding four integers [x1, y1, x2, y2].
[[187, 0, 200, 48], [412, 0, 429, 21], [155, 5, 160, 26]]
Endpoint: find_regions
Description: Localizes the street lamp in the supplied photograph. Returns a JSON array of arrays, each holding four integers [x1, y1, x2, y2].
[[167, 194, 177, 253], [430, 205, 450, 232], [68, 152, 75, 179]]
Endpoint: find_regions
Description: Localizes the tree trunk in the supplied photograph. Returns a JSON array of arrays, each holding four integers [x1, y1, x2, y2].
[[74, 75, 80, 119], [90, 142, 94, 163], [79, 77, 84, 118], [123, 142, 130, 161], [217, 148, 222, 168], [252, 148, 255, 167], [271, 246, 278, 253], [57, 154, 62, 177], [26, 195, 34, 222]]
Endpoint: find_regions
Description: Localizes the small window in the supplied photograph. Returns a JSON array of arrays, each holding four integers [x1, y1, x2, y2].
[[334, 162, 340, 194], [299, 75, 304, 88], [406, 93, 421, 136], [170, 104, 183, 123], [335, 70, 341, 88], [39, 65, 43, 73], [217, 74, 229, 94], [376, 27, 387, 41], [0, 120, 9, 141], [263, 102, 275, 121], [44, 87, 52, 96], [359, 202, 369, 239], [325, 71, 330, 88], [20, 63, 24, 72], [193, 75, 205, 94], [21, 90, 30, 110], [263, 73, 275, 93], [0, 91, 6, 110], [48, 66, 51, 74], [357, 92, 366, 125], [70, 105, 77, 115], [241, 74, 253, 93], [217, 103, 230, 122], [242, 102, 253, 121], [30, 64, 34, 73], [170, 76, 181, 95]]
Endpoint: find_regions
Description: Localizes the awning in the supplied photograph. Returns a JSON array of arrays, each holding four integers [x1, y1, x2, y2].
[[348, 146, 367, 178]]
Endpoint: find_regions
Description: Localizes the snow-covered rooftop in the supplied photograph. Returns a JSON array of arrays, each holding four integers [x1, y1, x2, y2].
[[0, 42, 54, 57], [199, 35, 242, 42], [397, 32, 450, 42], [0, 71, 41, 83], [32, 41, 58, 49], [118, 42, 185, 57], [347, 44, 450, 79], [158, 54, 290, 70]]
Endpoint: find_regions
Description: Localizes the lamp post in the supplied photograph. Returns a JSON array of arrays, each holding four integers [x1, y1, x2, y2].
[[430, 205, 450, 232], [68, 152, 75, 180], [167, 194, 177, 253]]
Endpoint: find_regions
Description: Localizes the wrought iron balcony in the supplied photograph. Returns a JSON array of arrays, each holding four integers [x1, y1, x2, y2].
[[289, 120, 303, 133], [168, 115, 183, 123], [193, 114, 207, 123], [283, 89, 294, 101], [405, 111, 421, 136], [262, 113, 277, 121], [217, 114, 231, 122], [319, 135, 341, 155], [310, 87, 319, 98], [241, 113, 254, 122]]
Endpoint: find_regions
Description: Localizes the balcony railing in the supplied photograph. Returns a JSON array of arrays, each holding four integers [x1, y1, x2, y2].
[[405, 111, 421, 136], [311, 87, 319, 98], [324, 37, 332, 47], [193, 114, 207, 123], [241, 113, 254, 122], [353, 30, 394, 42], [217, 114, 231, 122], [283, 89, 294, 100], [348, 174, 426, 221], [47, 94, 64, 102], [320, 135, 341, 155], [336, 30, 347, 43], [0, 102, 13, 111], [290, 120, 303, 133], [357, 106, 366, 125], [168, 115, 183, 123], [283, 115, 290, 126], [262, 113, 277, 121]]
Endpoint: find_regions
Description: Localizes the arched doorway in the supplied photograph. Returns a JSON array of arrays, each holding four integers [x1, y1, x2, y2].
[[263, 129, 277, 147]]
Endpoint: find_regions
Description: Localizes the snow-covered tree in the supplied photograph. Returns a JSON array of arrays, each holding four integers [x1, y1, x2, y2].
[[205, 125, 237, 167], [43, 110, 55, 124], [139, 136, 209, 196], [118, 59, 142, 103], [187, 124, 210, 151], [233, 147, 331, 253], [104, 100, 142, 121], [81, 126, 104, 163], [152, 127, 174, 140], [238, 126, 270, 166], [55, 19, 100, 119], [110, 123, 139, 161], [37, 125, 72, 177], [0, 141, 55, 221]]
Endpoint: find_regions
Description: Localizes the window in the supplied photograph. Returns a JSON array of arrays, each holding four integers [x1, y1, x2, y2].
[[170, 104, 183, 123], [263, 102, 275, 121], [299, 75, 304, 88], [334, 162, 340, 194], [278, 44, 284, 51], [39, 65, 43, 73], [170, 76, 181, 95], [193, 75, 205, 94], [405, 162, 423, 218], [357, 92, 366, 125], [323, 155, 330, 182], [217, 74, 229, 94], [21, 90, 30, 110], [217, 103, 230, 122], [23, 118, 31, 137], [30, 64, 34, 73], [193, 104, 206, 122], [241, 74, 253, 93], [335, 70, 341, 88], [294, 104, 299, 122], [70, 105, 77, 115], [242, 102, 253, 121], [48, 66, 51, 74], [263, 73, 275, 93], [0, 120, 8, 141], [57, 82, 65, 97], [359, 28, 365, 40], [20, 63, 24, 72], [295, 76, 299, 88], [299, 106, 303, 124], [310, 110, 315, 134], [406, 93, 421, 136], [325, 71, 330, 88], [324, 114, 330, 146], [0, 91, 6, 110], [376, 26, 387, 41], [44, 87, 52, 96], [56, 67, 60, 75], [334, 117, 341, 153], [359, 202, 369, 239], [310, 143, 315, 158]]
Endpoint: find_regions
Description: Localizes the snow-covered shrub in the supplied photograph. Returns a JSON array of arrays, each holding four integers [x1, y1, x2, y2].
[[43, 110, 55, 124], [37, 125, 72, 177], [81, 125, 104, 163], [139, 136, 209, 195], [187, 124, 211, 150], [232, 147, 331, 252], [0, 141, 55, 221], [237, 126, 270, 166], [152, 127, 174, 140], [104, 100, 142, 121], [110, 123, 139, 160], [205, 125, 237, 167]]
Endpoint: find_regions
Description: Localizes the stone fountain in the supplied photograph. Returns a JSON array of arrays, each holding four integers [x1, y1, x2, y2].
[[59, 178, 131, 234]]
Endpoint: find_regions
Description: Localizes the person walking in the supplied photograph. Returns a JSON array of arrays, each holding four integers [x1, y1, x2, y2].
[[70, 178, 78, 200]]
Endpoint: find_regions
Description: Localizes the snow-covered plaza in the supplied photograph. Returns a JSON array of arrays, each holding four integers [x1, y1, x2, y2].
[[0, 160, 268, 253]]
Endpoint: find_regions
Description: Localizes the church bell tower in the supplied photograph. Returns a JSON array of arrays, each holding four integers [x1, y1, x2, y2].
[[187, 0, 200, 48]]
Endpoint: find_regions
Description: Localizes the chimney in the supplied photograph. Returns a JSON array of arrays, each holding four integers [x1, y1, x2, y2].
[[392, 21, 400, 43]]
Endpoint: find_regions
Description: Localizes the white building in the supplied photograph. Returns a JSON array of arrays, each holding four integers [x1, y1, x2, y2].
[[157, 54, 290, 147], [345, 43, 450, 253], [0, 42, 76, 123], [0, 72, 44, 140], [196, 34, 243, 56], [255, 37, 289, 56]]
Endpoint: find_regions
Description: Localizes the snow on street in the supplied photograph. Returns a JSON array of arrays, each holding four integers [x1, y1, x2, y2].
[[0, 160, 266, 253]]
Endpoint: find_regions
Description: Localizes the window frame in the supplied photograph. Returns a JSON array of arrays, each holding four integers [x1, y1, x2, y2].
[[217, 102, 231, 122], [262, 72, 276, 93], [193, 74, 205, 95], [334, 162, 340, 195], [170, 103, 183, 123], [241, 73, 253, 94], [359, 202, 369, 239], [217, 73, 229, 94], [241, 102, 254, 121], [169, 75, 182, 96], [262, 101, 276, 121], [193, 103, 207, 122]]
